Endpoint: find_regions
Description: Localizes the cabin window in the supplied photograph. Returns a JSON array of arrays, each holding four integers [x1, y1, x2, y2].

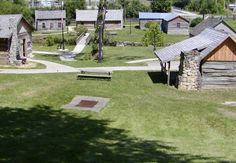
[[42, 23, 46, 29], [58, 22, 62, 28], [177, 23, 181, 28], [50, 23, 54, 29]]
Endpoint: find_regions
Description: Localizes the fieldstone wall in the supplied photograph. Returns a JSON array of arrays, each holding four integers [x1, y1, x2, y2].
[[177, 50, 202, 90], [9, 17, 19, 64]]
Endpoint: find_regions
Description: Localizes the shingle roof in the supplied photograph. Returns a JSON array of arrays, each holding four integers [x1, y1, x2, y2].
[[76, 9, 123, 22], [139, 12, 178, 21], [0, 14, 22, 38], [154, 28, 229, 63], [190, 17, 224, 36], [35, 10, 66, 20]]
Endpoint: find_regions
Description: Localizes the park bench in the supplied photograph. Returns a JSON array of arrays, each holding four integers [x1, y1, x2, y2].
[[77, 70, 112, 80]]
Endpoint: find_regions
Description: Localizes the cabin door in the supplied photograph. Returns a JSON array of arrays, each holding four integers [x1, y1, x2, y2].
[[22, 39, 26, 57]]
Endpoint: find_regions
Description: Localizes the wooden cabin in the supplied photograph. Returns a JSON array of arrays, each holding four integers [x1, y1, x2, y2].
[[0, 14, 34, 64], [201, 37, 236, 89], [139, 12, 189, 35], [76, 9, 123, 30], [154, 28, 236, 89]]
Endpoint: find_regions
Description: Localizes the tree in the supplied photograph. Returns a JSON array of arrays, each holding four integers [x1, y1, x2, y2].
[[142, 23, 164, 51], [64, 0, 86, 25], [151, 0, 172, 13], [0, 0, 33, 25], [190, 17, 202, 27]]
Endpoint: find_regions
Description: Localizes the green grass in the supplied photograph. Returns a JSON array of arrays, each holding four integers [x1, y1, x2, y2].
[[33, 44, 75, 52], [34, 46, 154, 67], [225, 20, 236, 31], [0, 72, 236, 162], [110, 25, 188, 45]]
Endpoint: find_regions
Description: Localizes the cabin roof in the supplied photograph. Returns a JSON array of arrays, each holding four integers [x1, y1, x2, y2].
[[154, 28, 230, 63], [35, 10, 66, 20], [0, 14, 33, 38], [189, 17, 236, 36], [139, 12, 178, 21], [76, 9, 123, 22]]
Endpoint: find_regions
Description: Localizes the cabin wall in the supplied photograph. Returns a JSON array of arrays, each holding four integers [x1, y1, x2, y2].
[[77, 20, 122, 30], [165, 17, 189, 35], [0, 39, 9, 64], [36, 19, 66, 31], [201, 62, 236, 89]]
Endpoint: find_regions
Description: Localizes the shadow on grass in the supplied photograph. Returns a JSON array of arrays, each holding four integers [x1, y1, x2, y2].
[[115, 56, 143, 61], [0, 105, 220, 162], [148, 71, 179, 86]]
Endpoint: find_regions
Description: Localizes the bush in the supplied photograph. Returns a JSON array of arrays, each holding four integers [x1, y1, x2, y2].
[[190, 17, 203, 27], [145, 21, 160, 29], [91, 42, 98, 56], [74, 26, 88, 35], [46, 35, 54, 46]]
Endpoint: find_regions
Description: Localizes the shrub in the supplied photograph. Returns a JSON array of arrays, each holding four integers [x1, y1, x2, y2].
[[46, 35, 54, 46], [190, 17, 203, 27], [74, 26, 88, 35], [145, 21, 160, 29]]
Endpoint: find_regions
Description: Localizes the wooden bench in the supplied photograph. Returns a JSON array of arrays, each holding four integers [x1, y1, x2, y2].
[[77, 70, 112, 80]]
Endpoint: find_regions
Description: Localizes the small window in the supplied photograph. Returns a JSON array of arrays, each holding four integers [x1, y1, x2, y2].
[[50, 23, 54, 29], [58, 22, 62, 28], [177, 23, 181, 28], [42, 22, 46, 29]]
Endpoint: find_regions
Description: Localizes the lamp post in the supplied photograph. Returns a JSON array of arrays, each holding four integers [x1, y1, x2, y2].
[[61, 0, 65, 50]]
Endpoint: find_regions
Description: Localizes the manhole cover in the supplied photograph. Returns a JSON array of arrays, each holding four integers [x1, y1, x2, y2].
[[77, 100, 98, 108]]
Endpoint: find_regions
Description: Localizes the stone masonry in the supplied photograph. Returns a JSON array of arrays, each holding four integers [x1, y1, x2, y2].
[[9, 17, 19, 64], [177, 50, 202, 90]]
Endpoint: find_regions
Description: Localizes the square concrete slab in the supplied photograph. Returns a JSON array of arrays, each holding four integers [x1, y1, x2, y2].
[[62, 96, 110, 112]]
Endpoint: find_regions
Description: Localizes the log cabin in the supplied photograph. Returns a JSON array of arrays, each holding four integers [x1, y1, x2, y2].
[[154, 28, 236, 89], [0, 14, 34, 65]]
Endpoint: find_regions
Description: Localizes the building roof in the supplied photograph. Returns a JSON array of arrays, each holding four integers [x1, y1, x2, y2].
[[76, 9, 123, 22], [189, 17, 235, 36], [0, 14, 23, 38], [139, 12, 178, 21], [35, 10, 66, 20], [154, 28, 230, 63]]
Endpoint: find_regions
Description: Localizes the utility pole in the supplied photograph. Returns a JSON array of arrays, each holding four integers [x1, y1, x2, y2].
[[61, 0, 65, 50]]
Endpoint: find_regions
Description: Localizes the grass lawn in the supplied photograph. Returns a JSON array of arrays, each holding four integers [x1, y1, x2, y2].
[[34, 46, 155, 67], [0, 72, 236, 162], [110, 25, 188, 45], [0, 62, 46, 69], [33, 44, 75, 52], [225, 20, 236, 31]]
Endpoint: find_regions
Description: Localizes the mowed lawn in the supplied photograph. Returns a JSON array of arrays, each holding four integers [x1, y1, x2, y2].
[[0, 72, 236, 162], [34, 46, 155, 67]]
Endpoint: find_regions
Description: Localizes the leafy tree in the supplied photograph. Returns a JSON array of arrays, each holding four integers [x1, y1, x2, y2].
[[64, 0, 86, 25], [173, 0, 190, 9], [151, 0, 172, 13], [190, 17, 202, 27], [108, 0, 149, 18], [142, 23, 164, 51], [0, 0, 33, 25]]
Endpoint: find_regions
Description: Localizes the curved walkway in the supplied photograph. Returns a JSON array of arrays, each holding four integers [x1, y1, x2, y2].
[[0, 58, 179, 74]]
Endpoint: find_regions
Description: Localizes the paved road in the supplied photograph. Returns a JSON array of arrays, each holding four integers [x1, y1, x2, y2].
[[0, 58, 179, 74]]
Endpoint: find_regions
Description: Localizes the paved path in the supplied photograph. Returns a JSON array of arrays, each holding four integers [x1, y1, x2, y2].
[[72, 33, 90, 54], [33, 51, 59, 55], [0, 58, 179, 74]]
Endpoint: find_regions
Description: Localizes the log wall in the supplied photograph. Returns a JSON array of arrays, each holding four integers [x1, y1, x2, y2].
[[201, 61, 236, 89]]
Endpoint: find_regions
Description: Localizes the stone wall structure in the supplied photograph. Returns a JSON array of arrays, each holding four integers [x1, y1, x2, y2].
[[9, 17, 19, 64], [177, 50, 202, 90]]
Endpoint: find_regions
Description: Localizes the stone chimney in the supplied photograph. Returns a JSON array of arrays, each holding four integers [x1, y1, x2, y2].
[[177, 50, 202, 90], [9, 17, 19, 64]]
